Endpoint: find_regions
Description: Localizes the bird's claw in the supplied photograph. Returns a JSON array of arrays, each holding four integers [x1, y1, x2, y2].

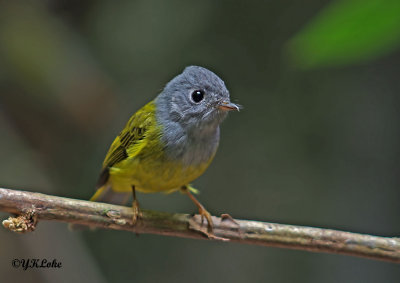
[[198, 206, 213, 231], [132, 200, 142, 225]]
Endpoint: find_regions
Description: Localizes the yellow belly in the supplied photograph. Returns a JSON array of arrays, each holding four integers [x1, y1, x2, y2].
[[104, 100, 218, 194], [108, 151, 214, 194]]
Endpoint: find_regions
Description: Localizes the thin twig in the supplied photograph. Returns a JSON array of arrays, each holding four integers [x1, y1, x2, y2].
[[0, 187, 399, 263]]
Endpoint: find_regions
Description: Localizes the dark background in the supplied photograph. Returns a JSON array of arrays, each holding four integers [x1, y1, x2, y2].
[[1, 0, 399, 282]]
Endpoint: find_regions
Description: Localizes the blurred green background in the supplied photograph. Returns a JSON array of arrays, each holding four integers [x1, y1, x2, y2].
[[1, 0, 399, 282]]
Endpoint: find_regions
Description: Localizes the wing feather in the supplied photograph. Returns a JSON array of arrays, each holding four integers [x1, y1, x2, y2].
[[96, 101, 156, 188]]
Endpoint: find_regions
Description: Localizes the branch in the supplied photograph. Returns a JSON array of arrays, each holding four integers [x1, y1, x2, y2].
[[0, 187, 399, 263]]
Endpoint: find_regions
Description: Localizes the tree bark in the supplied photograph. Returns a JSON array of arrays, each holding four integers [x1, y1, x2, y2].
[[0, 187, 399, 263]]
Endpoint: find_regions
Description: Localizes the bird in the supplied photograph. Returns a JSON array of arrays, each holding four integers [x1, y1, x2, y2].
[[90, 65, 239, 234]]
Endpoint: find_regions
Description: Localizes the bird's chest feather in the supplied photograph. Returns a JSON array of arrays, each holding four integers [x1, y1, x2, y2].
[[134, 124, 220, 191], [112, 124, 220, 192], [162, 124, 220, 166]]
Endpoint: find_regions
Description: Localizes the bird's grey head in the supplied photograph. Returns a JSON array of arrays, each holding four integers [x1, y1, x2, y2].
[[156, 66, 239, 132]]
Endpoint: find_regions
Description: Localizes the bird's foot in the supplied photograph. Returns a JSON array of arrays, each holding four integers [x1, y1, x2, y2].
[[221, 213, 240, 226], [198, 204, 213, 230], [132, 199, 142, 225], [182, 185, 228, 241]]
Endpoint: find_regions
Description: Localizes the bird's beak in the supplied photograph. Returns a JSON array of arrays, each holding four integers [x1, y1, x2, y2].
[[218, 101, 241, 111]]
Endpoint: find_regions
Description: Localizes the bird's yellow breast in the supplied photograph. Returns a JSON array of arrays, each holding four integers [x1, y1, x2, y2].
[[109, 144, 214, 193], [105, 108, 216, 193], [100, 100, 219, 194]]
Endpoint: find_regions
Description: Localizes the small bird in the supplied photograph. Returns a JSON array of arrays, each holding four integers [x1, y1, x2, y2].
[[90, 66, 239, 233]]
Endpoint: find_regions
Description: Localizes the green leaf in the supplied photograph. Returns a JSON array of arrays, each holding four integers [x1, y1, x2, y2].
[[287, 0, 400, 69]]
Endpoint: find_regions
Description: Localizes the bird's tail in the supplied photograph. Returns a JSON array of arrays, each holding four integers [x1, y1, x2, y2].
[[89, 183, 131, 205], [69, 169, 131, 231], [90, 168, 132, 205]]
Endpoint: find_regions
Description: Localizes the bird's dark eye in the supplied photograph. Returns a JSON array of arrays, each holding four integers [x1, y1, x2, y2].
[[191, 90, 205, 103]]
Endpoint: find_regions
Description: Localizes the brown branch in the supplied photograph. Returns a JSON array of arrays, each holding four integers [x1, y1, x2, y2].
[[0, 187, 399, 263]]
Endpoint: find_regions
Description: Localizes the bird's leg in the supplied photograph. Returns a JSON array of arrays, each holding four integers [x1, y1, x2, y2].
[[181, 185, 213, 232], [131, 186, 142, 225]]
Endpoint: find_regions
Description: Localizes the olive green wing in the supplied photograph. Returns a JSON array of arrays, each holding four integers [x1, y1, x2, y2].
[[96, 101, 156, 189]]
